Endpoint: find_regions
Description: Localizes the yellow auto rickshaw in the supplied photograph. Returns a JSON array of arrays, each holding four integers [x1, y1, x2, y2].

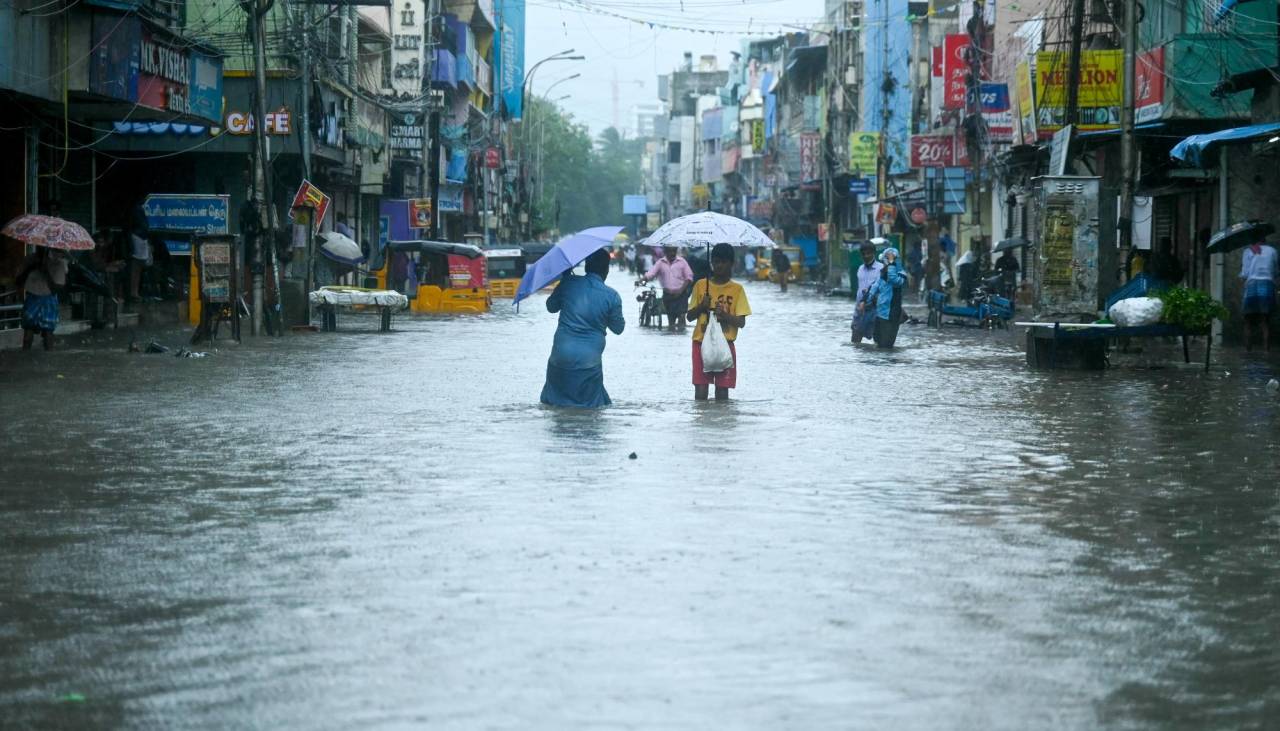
[[483, 246, 526, 299], [756, 245, 803, 281], [384, 240, 491, 313]]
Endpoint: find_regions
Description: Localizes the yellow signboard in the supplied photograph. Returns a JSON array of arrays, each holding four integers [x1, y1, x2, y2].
[[1034, 50, 1123, 135], [848, 132, 879, 174], [1014, 60, 1037, 146]]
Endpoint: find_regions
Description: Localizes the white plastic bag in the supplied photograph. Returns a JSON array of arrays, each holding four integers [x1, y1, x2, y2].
[[1109, 296, 1163, 327], [701, 313, 735, 372]]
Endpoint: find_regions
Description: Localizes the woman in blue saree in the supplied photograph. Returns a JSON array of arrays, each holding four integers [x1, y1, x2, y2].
[[541, 249, 626, 408]]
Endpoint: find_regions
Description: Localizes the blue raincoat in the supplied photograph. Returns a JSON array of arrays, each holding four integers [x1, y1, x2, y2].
[[541, 273, 625, 408]]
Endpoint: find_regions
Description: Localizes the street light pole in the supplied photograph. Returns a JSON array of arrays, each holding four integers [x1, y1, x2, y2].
[[519, 51, 584, 236]]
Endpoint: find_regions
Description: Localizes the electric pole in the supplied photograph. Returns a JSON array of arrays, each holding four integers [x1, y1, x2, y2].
[[243, 0, 277, 336], [1118, 0, 1138, 260]]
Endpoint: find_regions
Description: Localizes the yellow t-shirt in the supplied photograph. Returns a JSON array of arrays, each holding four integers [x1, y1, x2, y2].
[[690, 278, 751, 342]]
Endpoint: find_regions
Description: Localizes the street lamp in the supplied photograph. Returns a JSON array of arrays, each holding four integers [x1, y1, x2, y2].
[[520, 50, 584, 236], [540, 73, 580, 102]]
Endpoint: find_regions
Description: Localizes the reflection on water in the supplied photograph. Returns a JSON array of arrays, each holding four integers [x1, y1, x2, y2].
[[1, 278, 1278, 729]]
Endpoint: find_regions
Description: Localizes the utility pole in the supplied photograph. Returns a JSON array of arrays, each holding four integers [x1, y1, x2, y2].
[[1117, 0, 1138, 263], [294, 1, 314, 324], [1065, 0, 1086, 126], [243, 0, 277, 336]]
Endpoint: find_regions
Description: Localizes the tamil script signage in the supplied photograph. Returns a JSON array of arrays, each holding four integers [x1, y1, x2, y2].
[[848, 131, 879, 174], [942, 34, 970, 110], [142, 194, 230, 255]]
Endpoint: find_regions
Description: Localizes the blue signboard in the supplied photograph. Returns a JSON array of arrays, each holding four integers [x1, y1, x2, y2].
[[979, 83, 1011, 113], [622, 195, 647, 215], [495, 0, 526, 120], [848, 178, 871, 195], [188, 52, 224, 123], [142, 194, 229, 254]]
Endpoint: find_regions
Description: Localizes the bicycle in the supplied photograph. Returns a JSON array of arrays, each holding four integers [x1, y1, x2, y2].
[[634, 280, 664, 329]]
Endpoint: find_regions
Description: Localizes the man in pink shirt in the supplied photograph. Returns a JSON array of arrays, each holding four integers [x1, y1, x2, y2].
[[642, 245, 695, 331]]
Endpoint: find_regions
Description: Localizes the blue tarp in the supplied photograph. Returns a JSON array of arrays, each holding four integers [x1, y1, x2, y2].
[[1170, 122, 1280, 167]]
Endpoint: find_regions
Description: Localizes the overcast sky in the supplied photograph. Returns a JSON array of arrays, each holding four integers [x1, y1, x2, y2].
[[523, 0, 826, 137]]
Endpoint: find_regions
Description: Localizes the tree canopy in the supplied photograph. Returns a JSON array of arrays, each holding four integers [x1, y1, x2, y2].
[[525, 98, 642, 236]]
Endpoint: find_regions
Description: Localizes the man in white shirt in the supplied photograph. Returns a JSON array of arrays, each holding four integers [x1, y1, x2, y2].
[[1241, 241, 1278, 351], [853, 242, 883, 342]]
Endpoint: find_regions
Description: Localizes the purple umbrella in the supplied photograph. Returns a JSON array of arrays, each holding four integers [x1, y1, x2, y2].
[[514, 226, 624, 305]]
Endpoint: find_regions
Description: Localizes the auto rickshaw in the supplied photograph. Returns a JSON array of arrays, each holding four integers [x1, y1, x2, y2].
[[755, 245, 803, 281], [483, 246, 526, 299], [384, 240, 491, 313]]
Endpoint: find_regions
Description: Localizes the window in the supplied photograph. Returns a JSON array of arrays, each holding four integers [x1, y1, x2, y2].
[[401, 2, 415, 26], [668, 141, 681, 163]]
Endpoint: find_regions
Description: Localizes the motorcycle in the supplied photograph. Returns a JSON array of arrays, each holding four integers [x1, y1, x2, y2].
[[927, 272, 1014, 329], [634, 280, 664, 329]]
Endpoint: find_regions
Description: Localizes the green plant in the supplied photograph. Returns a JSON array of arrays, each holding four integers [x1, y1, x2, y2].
[[1156, 287, 1228, 331]]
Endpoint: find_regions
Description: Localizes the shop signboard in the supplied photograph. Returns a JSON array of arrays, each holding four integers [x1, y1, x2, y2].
[[1034, 50, 1123, 136], [799, 133, 820, 182], [142, 194, 229, 254], [848, 131, 879, 174], [390, 112, 425, 160], [911, 134, 955, 168], [438, 184, 464, 213], [484, 147, 501, 168], [848, 178, 871, 194], [750, 119, 765, 153], [409, 198, 433, 228], [289, 179, 332, 233], [980, 83, 1013, 143], [1013, 60, 1037, 145], [646, 212, 661, 230], [224, 108, 292, 135], [942, 34, 971, 110], [87, 13, 224, 124], [1135, 48, 1165, 124]]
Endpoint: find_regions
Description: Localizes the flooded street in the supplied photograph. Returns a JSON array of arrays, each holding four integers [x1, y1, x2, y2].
[[2, 278, 1278, 729]]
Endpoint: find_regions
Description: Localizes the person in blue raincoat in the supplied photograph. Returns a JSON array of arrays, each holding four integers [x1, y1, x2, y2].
[[541, 248, 626, 408], [872, 247, 907, 349]]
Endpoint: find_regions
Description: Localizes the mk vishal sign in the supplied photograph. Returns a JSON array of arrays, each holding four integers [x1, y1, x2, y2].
[[88, 12, 223, 124]]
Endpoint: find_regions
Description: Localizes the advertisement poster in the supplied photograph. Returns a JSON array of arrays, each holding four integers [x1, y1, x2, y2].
[[1014, 60, 1037, 145], [848, 132, 879, 174], [495, 0, 526, 120], [1135, 48, 1165, 124], [1034, 50, 1123, 136], [943, 34, 971, 110], [980, 83, 1013, 143], [409, 198, 433, 228], [910, 134, 955, 168], [289, 180, 331, 234]]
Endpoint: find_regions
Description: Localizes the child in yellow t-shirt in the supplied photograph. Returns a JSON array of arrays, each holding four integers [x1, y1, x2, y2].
[[687, 243, 752, 401]]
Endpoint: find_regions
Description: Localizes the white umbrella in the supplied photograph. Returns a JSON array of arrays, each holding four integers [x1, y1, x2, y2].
[[647, 211, 774, 250], [318, 231, 365, 267]]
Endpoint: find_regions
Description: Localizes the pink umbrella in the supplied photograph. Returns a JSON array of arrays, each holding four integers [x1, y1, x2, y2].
[[2, 214, 94, 251]]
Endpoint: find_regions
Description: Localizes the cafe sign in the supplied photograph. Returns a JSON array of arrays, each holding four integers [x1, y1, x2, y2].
[[224, 108, 292, 135]]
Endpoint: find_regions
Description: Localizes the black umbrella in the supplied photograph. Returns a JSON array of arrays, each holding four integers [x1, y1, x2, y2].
[[1206, 220, 1274, 255], [66, 257, 113, 297], [993, 236, 1029, 253]]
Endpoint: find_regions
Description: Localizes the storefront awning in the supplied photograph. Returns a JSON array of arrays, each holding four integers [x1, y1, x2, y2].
[[1170, 122, 1280, 168]]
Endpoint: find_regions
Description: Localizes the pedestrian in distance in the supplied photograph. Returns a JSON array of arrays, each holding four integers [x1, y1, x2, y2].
[[540, 249, 626, 408], [872, 247, 908, 349], [641, 245, 695, 332], [853, 242, 883, 343], [1241, 239, 1278, 352], [688, 243, 751, 401], [16, 247, 69, 351], [771, 248, 791, 292], [994, 247, 1020, 299], [744, 249, 757, 278], [907, 239, 924, 298]]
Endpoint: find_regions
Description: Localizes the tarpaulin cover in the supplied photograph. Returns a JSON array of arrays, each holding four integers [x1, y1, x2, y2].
[[1170, 122, 1280, 167]]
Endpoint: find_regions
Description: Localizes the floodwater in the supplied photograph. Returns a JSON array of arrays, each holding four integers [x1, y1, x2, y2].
[[2, 274, 1278, 729]]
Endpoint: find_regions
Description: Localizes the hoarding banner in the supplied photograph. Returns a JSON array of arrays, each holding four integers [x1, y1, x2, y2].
[[1035, 50, 1123, 136], [910, 134, 955, 168], [848, 131, 879, 174], [1014, 60, 1037, 145], [289, 180, 331, 233], [1135, 47, 1165, 124], [980, 82, 1013, 143], [943, 34, 971, 110], [622, 195, 647, 216], [496, 0, 526, 120]]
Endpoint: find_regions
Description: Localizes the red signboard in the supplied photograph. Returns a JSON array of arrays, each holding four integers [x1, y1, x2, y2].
[[943, 34, 971, 110], [484, 147, 501, 169], [1135, 47, 1165, 124], [911, 134, 956, 168], [932, 45, 944, 78], [289, 179, 331, 234]]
